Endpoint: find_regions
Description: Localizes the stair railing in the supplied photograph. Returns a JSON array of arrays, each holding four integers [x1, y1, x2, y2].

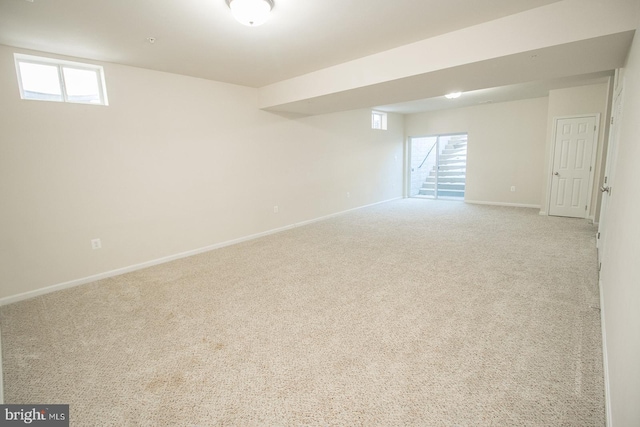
[[417, 137, 439, 169]]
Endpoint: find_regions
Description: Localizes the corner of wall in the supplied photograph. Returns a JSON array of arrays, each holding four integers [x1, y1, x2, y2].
[[0, 327, 4, 404], [599, 279, 613, 427]]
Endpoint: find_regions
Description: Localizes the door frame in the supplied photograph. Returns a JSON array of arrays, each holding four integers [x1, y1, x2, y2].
[[598, 82, 624, 261], [545, 113, 600, 219]]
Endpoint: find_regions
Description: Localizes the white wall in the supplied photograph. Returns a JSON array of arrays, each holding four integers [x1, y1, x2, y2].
[[0, 45, 404, 301], [599, 23, 640, 426], [542, 83, 611, 220], [404, 98, 548, 206]]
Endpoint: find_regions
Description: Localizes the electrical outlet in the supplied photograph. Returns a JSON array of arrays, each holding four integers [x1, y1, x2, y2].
[[91, 238, 102, 250], [511, 186, 516, 192], [273, 206, 279, 213]]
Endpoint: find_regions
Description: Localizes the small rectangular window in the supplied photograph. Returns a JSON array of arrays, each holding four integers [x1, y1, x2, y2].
[[14, 54, 108, 105], [372, 111, 387, 130]]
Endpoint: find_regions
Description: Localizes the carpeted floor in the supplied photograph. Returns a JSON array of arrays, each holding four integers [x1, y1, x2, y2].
[[0, 199, 604, 426]]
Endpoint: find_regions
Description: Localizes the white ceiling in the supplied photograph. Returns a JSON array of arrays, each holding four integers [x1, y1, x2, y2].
[[0, 0, 637, 115], [259, 29, 635, 115], [377, 73, 613, 115], [0, 0, 561, 87]]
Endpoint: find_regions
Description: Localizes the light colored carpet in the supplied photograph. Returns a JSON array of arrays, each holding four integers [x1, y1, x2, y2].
[[0, 199, 604, 426]]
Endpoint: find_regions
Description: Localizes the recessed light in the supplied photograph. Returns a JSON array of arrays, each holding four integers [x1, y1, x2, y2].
[[445, 92, 462, 99]]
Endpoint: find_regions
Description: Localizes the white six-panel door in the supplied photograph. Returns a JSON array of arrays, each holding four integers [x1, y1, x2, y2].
[[549, 116, 597, 218]]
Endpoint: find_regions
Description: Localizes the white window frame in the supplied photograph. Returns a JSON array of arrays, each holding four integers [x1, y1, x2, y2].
[[372, 110, 388, 130], [14, 53, 109, 106]]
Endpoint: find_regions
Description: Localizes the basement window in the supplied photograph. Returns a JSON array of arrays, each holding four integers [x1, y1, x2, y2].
[[372, 111, 387, 130], [14, 54, 108, 105]]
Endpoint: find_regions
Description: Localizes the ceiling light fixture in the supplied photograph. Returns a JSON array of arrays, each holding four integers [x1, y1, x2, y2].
[[445, 92, 462, 99], [226, 0, 274, 27]]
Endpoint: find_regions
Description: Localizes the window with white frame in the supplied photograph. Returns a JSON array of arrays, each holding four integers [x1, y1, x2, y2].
[[14, 54, 108, 105], [371, 111, 387, 130]]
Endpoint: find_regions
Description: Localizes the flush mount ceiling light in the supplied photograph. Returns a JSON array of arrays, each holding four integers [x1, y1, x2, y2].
[[445, 92, 462, 99], [226, 0, 274, 27]]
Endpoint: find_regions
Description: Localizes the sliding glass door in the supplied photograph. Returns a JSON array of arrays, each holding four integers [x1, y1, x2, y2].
[[409, 134, 467, 200]]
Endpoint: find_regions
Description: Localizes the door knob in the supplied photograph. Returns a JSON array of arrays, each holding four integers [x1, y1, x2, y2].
[[554, 172, 560, 176], [600, 186, 611, 194]]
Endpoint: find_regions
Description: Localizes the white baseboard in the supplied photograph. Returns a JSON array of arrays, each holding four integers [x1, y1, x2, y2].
[[599, 279, 613, 427], [465, 200, 541, 209], [0, 197, 401, 307], [537, 211, 596, 221]]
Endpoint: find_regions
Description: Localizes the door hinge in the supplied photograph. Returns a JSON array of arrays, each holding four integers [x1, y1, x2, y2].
[[597, 232, 600, 239], [594, 125, 597, 131], [590, 166, 592, 172], [611, 116, 614, 125], [599, 262, 602, 272], [604, 176, 608, 184], [585, 205, 588, 211]]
